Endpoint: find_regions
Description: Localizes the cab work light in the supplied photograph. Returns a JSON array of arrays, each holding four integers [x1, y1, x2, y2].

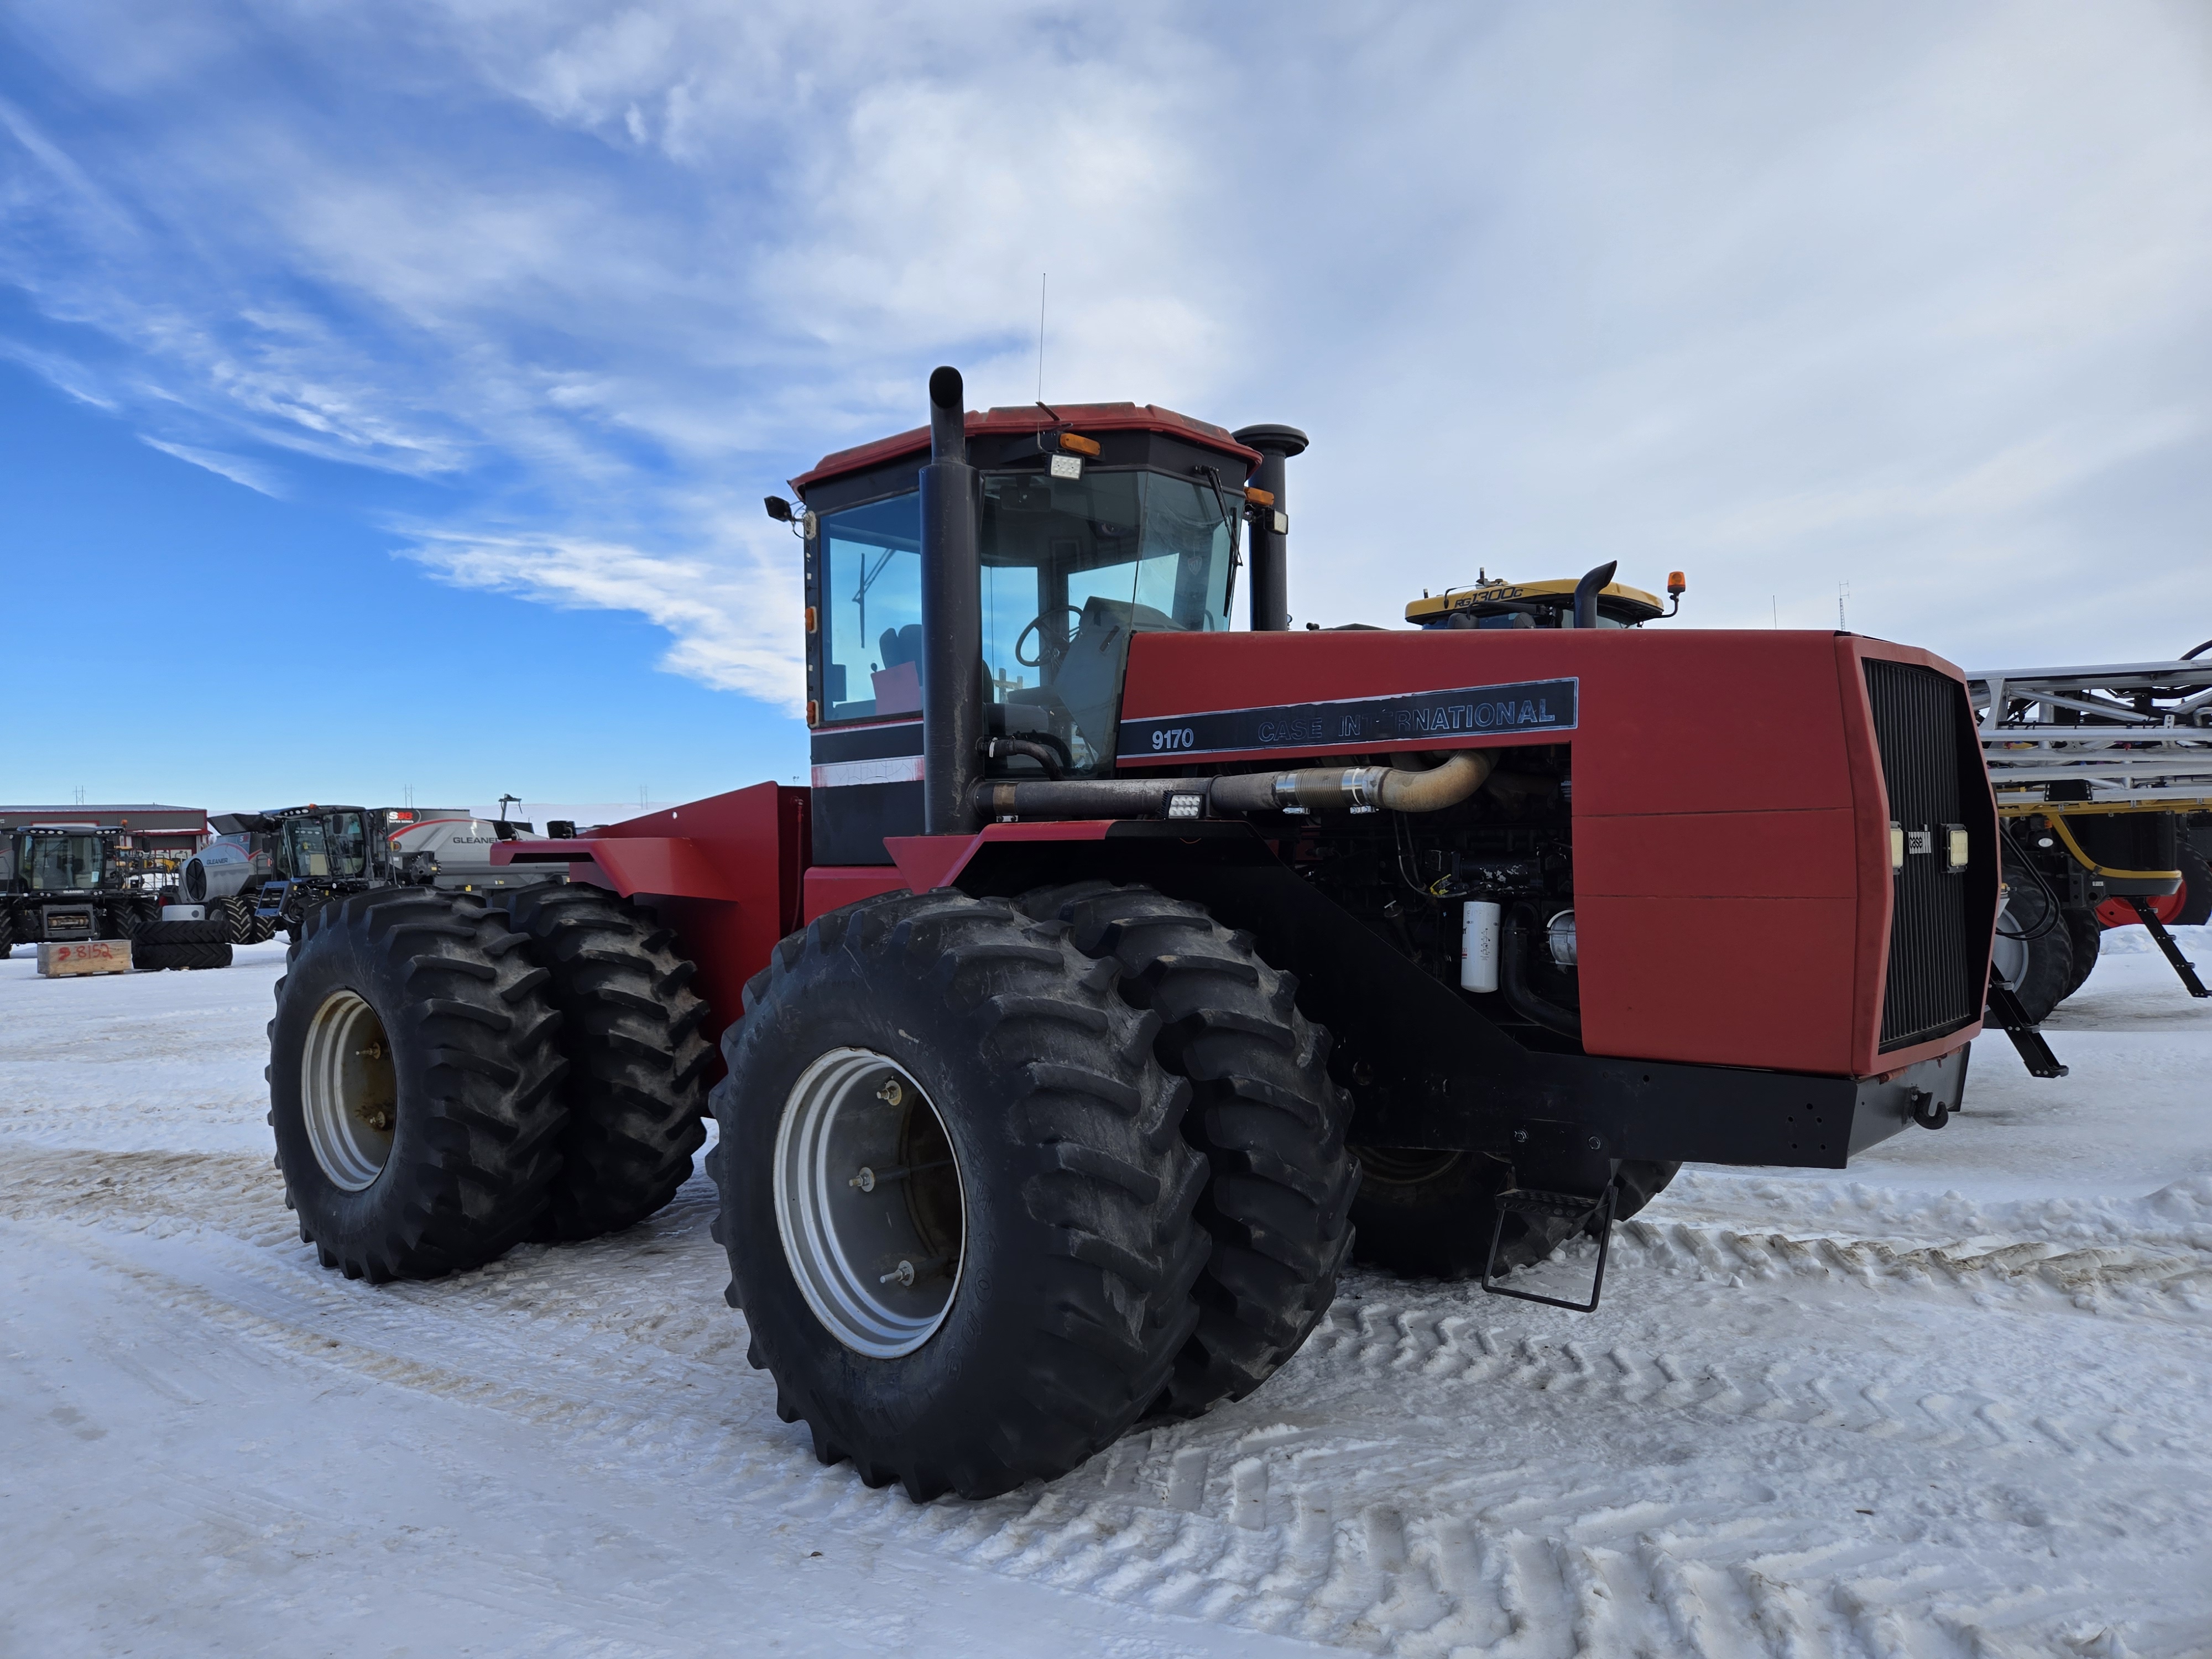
[[1038, 430, 1099, 479]]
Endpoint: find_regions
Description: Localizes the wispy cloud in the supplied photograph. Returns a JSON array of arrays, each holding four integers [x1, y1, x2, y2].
[[2, 0, 2208, 674], [402, 521, 807, 710], [139, 435, 285, 497]]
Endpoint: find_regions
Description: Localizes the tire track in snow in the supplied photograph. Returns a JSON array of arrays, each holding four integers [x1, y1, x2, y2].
[[1614, 1216, 2212, 1305], [6, 1146, 2208, 1655], [1304, 1294, 2187, 1471], [12, 1209, 2200, 1657]]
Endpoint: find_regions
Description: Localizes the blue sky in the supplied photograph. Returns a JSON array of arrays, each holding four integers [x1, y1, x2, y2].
[[3, 3, 2208, 812]]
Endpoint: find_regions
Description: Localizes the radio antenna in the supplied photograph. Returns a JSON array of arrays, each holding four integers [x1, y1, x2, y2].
[[1036, 273, 1047, 402]]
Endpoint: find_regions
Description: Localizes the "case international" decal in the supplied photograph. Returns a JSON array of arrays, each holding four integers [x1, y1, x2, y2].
[[1119, 676, 1578, 761]]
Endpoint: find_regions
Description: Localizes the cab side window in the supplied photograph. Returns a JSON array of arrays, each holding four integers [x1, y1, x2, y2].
[[821, 497, 924, 722], [329, 813, 368, 878]]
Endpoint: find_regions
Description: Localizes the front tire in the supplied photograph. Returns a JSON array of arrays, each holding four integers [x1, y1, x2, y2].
[[709, 889, 1210, 1501], [104, 891, 156, 941], [210, 894, 257, 945], [1994, 860, 2074, 1024], [1020, 882, 1359, 1420], [268, 890, 568, 1281], [2174, 842, 2212, 927], [2054, 906, 2103, 1005]]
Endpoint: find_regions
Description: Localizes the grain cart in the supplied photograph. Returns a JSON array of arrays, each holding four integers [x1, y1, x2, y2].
[[267, 368, 1995, 1501]]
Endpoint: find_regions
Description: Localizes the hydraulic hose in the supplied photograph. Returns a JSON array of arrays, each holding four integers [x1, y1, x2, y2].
[[1207, 750, 1494, 815], [978, 735, 1065, 779], [972, 749, 1497, 822], [1500, 903, 1582, 1040]]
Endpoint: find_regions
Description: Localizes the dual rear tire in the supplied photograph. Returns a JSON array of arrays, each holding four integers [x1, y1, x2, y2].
[[268, 885, 711, 1282]]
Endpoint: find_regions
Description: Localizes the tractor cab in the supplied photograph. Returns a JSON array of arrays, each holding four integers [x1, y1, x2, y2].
[[784, 403, 1270, 862], [1, 823, 143, 944], [274, 806, 382, 883], [6, 824, 110, 897], [247, 805, 394, 932], [1406, 571, 1684, 631]]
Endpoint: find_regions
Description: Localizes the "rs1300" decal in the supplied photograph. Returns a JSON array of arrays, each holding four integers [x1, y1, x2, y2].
[[1119, 677, 1577, 761]]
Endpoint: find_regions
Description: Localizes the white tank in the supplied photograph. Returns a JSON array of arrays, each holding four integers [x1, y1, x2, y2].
[[183, 834, 269, 901], [388, 818, 565, 894], [389, 817, 508, 873]]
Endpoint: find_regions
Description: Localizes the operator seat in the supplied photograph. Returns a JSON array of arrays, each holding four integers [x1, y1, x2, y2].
[[1041, 595, 1181, 768], [879, 624, 924, 672]]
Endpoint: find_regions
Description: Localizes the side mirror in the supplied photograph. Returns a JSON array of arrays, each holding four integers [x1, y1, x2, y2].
[[765, 495, 795, 523]]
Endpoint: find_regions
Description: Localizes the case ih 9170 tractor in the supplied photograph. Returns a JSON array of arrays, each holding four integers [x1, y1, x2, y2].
[[267, 368, 1996, 1501]]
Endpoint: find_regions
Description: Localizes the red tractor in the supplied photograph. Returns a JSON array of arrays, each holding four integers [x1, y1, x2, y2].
[[265, 367, 1997, 1501]]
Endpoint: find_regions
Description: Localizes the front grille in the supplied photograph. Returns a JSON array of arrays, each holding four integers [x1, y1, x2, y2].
[[1865, 659, 1984, 1050], [40, 905, 96, 941]]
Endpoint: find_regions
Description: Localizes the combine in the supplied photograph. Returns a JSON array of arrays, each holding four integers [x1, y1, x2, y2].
[[264, 368, 1997, 1500]]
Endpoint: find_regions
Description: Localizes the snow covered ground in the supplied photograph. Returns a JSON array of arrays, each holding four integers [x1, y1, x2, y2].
[[3, 931, 2207, 1658]]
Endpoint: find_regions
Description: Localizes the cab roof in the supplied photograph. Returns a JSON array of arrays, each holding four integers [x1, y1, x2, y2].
[[1406, 576, 1665, 626], [791, 403, 1261, 491]]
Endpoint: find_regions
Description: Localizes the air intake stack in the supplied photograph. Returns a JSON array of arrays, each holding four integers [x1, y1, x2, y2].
[[1234, 424, 1308, 632], [920, 366, 983, 836]]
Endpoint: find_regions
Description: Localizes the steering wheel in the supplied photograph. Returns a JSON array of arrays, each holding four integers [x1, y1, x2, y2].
[[1014, 605, 1087, 669]]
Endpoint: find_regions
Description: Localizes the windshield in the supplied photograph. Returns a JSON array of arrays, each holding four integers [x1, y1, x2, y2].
[[816, 468, 1238, 769], [19, 833, 105, 892], [285, 813, 369, 880]]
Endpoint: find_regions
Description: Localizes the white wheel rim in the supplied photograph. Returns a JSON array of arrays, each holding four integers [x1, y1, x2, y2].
[[773, 1047, 966, 1359], [301, 989, 398, 1191], [1991, 895, 2028, 992]]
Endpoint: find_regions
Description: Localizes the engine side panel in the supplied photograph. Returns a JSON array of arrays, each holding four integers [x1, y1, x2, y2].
[[1119, 628, 1990, 1076], [1574, 807, 1863, 1073]]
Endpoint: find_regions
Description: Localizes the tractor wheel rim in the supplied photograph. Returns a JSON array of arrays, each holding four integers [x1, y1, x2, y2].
[[1991, 895, 2028, 991], [300, 989, 398, 1192], [773, 1047, 966, 1359]]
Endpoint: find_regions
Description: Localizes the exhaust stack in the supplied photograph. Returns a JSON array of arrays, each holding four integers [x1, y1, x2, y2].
[[1234, 424, 1308, 632], [1572, 561, 1618, 631], [920, 367, 982, 836]]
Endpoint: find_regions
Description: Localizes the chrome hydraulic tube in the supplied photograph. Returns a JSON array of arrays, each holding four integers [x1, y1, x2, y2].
[[971, 749, 1495, 822]]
